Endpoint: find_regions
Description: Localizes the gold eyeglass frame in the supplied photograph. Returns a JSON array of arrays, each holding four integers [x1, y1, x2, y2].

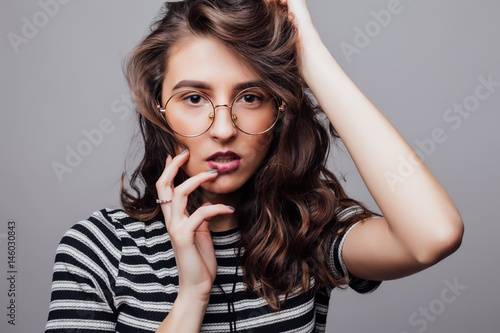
[[156, 87, 286, 138]]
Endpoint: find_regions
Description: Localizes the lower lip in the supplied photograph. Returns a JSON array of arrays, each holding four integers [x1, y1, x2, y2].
[[207, 159, 241, 173]]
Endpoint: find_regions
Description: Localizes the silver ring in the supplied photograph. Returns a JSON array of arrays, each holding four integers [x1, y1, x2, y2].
[[156, 199, 172, 204]]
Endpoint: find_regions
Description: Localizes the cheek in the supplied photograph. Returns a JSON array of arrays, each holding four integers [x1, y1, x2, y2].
[[244, 133, 274, 163], [173, 137, 188, 154], [177, 138, 211, 177], [172, 138, 193, 174]]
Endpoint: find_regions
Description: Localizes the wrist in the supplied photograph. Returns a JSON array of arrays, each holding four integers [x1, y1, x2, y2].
[[156, 292, 210, 333], [175, 291, 210, 308]]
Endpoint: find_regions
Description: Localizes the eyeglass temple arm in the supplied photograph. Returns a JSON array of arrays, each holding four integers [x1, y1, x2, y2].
[[156, 102, 165, 113]]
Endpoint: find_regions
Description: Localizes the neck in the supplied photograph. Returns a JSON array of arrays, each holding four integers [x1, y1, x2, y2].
[[201, 189, 241, 232]]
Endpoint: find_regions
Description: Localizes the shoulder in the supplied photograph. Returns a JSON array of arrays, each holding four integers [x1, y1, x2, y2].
[[57, 208, 170, 262], [333, 204, 366, 223], [56, 208, 156, 265], [54, 208, 128, 268], [53, 208, 169, 278], [328, 204, 383, 293], [60, 208, 162, 245], [60, 208, 127, 247]]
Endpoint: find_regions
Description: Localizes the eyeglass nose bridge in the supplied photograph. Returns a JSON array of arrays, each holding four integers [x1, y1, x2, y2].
[[209, 104, 238, 124]]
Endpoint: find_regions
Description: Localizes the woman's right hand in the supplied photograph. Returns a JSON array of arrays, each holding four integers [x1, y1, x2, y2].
[[155, 149, 235, 303]]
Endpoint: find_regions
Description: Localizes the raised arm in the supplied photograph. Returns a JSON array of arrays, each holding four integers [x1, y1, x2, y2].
[[279, 0, 464, 280]]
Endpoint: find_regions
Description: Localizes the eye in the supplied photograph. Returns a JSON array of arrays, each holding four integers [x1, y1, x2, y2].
[[186, 94, 203, 104], [179, 92, 210, 107], [239, 93, 262, 104]]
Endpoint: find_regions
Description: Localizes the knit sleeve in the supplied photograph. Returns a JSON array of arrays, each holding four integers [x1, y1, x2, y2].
[[328, 205, 382, 293], [45, 209, 122, 332]]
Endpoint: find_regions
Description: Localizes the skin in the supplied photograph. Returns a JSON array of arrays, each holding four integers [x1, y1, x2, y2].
[[155, 0, 464, 332]]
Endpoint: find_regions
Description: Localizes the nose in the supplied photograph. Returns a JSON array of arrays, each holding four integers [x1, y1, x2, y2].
[[209, 104, 237, 141]]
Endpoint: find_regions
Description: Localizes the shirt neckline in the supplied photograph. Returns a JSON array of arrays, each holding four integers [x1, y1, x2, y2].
[[210, 227, 239, 237]]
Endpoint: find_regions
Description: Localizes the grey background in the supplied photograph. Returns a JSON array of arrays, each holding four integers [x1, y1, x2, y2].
[[1, 0, 499, 332]]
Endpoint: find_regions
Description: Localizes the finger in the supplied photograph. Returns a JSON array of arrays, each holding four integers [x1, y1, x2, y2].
[[188, 201, 212, 221], [185, 204, 235, 233], [170, 169, 220, 223], [170, 204, 233, 255], [156, 149, 189, 190], [156, 150, 189, 226], [172, 204, 235, 246], [156, 155, 173, 227]]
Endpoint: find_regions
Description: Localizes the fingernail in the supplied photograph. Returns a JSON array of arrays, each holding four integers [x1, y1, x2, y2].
[[180, 148, 189, 155], [226, 206, 235, 211], [207, 169, 218, 174]]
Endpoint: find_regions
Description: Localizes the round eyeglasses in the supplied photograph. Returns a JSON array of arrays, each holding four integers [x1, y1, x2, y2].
[[156, 87, 285, 137]]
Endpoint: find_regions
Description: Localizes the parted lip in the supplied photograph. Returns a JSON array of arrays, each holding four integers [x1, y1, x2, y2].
[[206, 150, 241, 160]]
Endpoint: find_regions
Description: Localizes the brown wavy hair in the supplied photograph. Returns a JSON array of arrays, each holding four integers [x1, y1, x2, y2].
[[121, 0, 382, 309]]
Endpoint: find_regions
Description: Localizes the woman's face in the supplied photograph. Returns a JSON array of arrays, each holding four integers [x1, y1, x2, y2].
[[161, 37, 274, 196]]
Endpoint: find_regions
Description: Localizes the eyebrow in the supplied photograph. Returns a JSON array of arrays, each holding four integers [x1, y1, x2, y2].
[[172, 80, 212, 91], [171, 80, 264, 92], [234, 81, 263, 90]]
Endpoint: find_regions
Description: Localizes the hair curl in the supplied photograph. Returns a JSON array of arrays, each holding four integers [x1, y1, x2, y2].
[[121, 0, 382, 309]]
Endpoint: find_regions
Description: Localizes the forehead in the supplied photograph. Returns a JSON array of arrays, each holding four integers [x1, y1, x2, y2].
[[163, 37, 259, 93]]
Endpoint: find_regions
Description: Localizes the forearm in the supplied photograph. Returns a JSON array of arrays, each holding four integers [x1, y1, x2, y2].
[[300, 30, 463, 262], [156, 293, 208, 333]]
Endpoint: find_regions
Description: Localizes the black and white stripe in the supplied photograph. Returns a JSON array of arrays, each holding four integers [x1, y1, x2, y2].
[[46, 207, 381, 332]]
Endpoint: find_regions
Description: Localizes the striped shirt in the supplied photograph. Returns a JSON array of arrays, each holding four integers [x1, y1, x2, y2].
[[45, 207, 381, 332]]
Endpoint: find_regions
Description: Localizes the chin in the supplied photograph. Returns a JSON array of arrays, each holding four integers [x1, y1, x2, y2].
[[200, 179, 243, 196]]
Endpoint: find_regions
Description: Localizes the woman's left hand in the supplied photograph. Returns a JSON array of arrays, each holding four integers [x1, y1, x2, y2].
[[268, 0, 318, 46]]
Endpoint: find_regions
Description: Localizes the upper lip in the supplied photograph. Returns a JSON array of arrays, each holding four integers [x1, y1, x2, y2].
[[207, 150, 240, 160]]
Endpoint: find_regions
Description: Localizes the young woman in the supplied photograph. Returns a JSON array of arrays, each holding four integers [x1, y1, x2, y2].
[[45, 0, 464, 332]]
